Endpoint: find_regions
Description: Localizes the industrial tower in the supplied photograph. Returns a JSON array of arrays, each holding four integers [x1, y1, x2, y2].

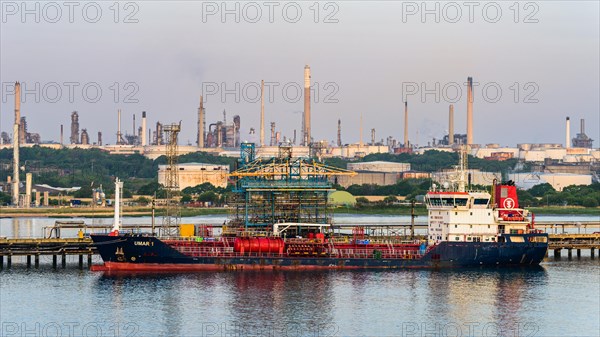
[[161, 122, 181, 237]]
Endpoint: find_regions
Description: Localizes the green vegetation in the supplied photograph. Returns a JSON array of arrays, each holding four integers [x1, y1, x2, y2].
[[517, 183, 600, 208], [344, 179, 432, 199], [0, 146, 237, 200], [325, 150, 519, 174], [2, 147, 598, 215]]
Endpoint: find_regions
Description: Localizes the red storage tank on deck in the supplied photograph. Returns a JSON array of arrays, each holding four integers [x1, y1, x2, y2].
[[234, 237, 284, 253]]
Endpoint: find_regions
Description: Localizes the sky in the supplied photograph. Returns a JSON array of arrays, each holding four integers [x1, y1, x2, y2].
[[1, 1, 599, 147]]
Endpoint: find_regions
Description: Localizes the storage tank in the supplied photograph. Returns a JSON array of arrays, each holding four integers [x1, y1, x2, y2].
[[234, 237, 284, 254]]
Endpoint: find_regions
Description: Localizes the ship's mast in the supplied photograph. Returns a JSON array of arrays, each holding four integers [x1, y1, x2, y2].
[[110, 178, 123, 236]]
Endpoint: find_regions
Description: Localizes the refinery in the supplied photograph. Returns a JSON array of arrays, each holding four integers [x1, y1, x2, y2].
[[1, 66, 598, 209]]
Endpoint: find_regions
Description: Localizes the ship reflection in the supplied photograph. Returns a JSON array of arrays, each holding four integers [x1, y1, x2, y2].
[[92, 267, 548, 336], [422, 266, 548, 334], [225, 271, 338, 337]]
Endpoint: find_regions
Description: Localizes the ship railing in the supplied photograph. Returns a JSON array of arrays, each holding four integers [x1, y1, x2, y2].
[[331, 248, 423, 259], [171, 245, 425, 259]]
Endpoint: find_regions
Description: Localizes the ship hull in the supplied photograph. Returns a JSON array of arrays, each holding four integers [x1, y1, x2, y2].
[[91, 234, 548, 271]]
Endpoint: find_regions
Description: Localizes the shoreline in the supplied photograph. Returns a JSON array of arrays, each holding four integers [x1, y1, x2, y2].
[[1, 206, 598, 218]]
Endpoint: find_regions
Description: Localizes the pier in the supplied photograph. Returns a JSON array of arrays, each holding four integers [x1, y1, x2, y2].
[[0, 238, 94, 269], [1, 233, 598, 269]]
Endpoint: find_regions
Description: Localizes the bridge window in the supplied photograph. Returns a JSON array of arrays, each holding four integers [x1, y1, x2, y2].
[[455, 198, 468, 206], [474, 198, 489, 205]]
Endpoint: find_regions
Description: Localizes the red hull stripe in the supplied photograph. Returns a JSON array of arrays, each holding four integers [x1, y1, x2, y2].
[[91, 262, 428, 272]]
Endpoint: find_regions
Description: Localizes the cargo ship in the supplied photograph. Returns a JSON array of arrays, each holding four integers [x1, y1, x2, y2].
[[91, 144, 548, 271]]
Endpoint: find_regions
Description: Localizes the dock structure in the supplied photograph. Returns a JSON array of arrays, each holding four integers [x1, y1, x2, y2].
[[547, 234, 600, 258], [0, 238, 94, 269], [1, 233, 598, 269]]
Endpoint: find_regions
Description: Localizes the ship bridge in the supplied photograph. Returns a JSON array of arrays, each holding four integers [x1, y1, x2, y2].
[[425, 191, 491, 209]]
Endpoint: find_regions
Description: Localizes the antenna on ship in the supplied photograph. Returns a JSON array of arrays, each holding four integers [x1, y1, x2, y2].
[[109, 178, 123, 236]]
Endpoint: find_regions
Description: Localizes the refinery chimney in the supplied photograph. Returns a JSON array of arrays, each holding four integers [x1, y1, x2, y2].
[[117, 109, 122, 145], [303, 65, 311, 145], [25, 173, 32, 208], [448, 104, 454, 145], [12, 82, 21, 206], [141, 111, 147, 146], [197, 97, 205, 148], [60, 125, 64, 145], [466, 77, 474, 145], [403, 101, 408, 147], [580, 118, 585, 135], [566, 117, 571, 149], [337, 119, 342, 147], [260, 80, 265, 147]]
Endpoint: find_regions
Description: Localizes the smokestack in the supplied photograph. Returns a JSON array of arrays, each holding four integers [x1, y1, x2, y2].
[[70, 112, 79, 144], [303, 65, 311, 145], [197, 97, 204, 148], [449, 104, 454, 145], [98, 132, 102, 146], [580, 118, 585, 134], [260, 80, 265, 147], [371, 128, 376, 145], [117, 109, 122, 145], [12, 123, 19, 206], [403, 101, 408, 147], [466, 77, 474, 145], [15, 82, 24, 145], [142, 111, 147, 146], [60, 125, 64, 145], [14, 82, 21, 127], [270, 122, 276, 146], [133, 114, 136, 136], [337, 119, 342, 147], [12, 82, 21, 206], [25, 173, 32, 208], [566, 117, 571, 149]]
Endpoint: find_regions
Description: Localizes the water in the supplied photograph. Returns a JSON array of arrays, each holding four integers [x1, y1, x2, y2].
[[1, 259, 599, 336], [1, 216, 599, 336]]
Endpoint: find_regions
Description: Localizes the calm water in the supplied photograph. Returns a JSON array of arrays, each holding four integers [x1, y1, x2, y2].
[[1, 214, 598, 238], [1, 216, 599, 337]]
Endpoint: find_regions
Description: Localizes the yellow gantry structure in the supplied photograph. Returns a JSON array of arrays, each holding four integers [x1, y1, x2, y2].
[[229, 157, 356, 180], [227, 154, 356, 230]]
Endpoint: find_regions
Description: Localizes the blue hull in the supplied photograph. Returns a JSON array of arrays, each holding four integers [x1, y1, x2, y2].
[[91, 234, 548, 271]]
